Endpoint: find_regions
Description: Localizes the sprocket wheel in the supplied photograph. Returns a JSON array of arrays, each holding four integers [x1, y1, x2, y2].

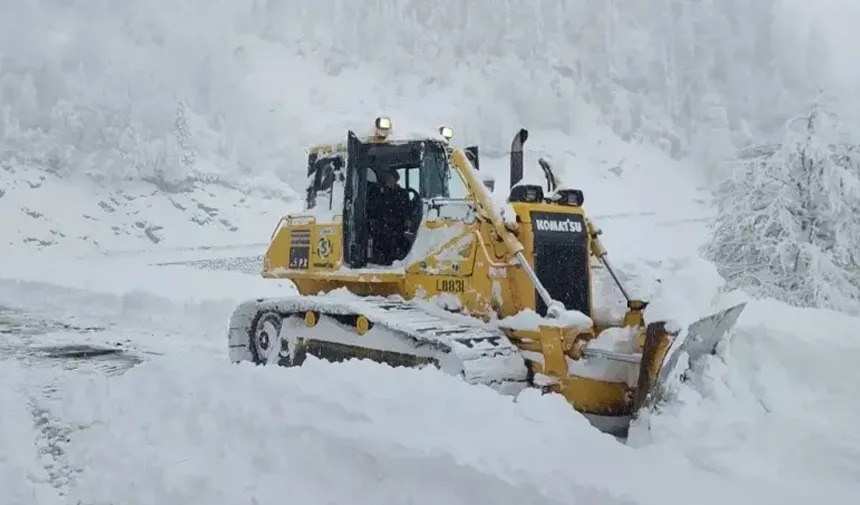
[[249, 311, 286, 365]]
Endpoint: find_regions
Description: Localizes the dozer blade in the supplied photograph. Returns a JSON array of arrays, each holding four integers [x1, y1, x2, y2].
[[644, 302, 747, 411]]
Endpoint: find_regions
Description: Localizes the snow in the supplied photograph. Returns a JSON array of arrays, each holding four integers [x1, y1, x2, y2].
[[642, 256, 727, 327], [2, 167, 859, 505], [498, 202, 519, 224], [628, 297, 860, 493], [2, 150, 856, 504], [1, 267, 848, 505], [496, 309, 638, 383], [705, 104, 860, 315], [404, 221, 468, 268], [2, 0, 860, 503], [0, 169, 297, 256], [0, 254, 293, 306], [433, 293, 463, 312], [497, 308, 593, 331], [568, 326, 640, 383], [0, 361, 63, 505], [29, 356, 779, 505], [6, 138, 854, 502]]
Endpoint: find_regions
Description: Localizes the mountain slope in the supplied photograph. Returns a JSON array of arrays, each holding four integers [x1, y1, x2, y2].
[[0, 166, 296, 255]]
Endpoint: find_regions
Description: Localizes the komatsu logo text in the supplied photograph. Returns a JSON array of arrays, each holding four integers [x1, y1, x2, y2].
[[534, 218, 583, 233]]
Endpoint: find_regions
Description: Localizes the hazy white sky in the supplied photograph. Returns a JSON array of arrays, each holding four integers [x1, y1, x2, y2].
[[782, 0, 859, 81]]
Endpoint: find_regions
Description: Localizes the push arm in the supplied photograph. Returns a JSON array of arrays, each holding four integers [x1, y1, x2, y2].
[[585, 218, 638, 306], [451, 149, 563, 316]]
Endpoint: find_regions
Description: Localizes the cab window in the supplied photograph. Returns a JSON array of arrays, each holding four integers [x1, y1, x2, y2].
[[419, 144, 467, 199], [307, 155, 343, 209], [419, 144, 449, 198], [396, 167, 420, 194], [447, 166, 468, 198]]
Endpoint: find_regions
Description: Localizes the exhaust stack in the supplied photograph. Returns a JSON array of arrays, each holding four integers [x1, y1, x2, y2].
[[509, 128, 529, 189]]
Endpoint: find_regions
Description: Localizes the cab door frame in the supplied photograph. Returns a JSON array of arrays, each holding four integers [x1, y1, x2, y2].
[[343, 131, 370, 268]]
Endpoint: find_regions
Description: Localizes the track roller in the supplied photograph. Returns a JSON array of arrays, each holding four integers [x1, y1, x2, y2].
[[303, 310, 319, 328], [355, 315, 373, 335]]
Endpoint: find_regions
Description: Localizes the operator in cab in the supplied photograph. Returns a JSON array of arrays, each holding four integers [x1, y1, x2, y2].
[[369, 168, 411, 265]]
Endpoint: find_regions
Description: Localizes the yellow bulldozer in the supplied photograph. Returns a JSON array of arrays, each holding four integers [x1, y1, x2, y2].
[[227, 116, 745, 435]]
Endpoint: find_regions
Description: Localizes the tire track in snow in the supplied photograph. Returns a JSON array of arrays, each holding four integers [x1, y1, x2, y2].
[[0, 303, 147, 500], [0, 360, 64, 505], [153, 254, 263, 274], [0, 266, 255, 501]]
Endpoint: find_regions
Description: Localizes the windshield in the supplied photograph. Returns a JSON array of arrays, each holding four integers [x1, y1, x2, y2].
[[364, 141, 464, 198], [417, 142, 447, 198], [418, 141, 469, 199], [364, 140, 469, 199]]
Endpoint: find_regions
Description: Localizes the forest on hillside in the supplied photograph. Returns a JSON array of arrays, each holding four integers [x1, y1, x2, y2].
[[0, 0, 843, 181]]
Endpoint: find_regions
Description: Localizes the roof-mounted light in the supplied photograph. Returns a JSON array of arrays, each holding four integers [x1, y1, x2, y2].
[[375, 116, 392, 137], [438, 125, 453, 142]]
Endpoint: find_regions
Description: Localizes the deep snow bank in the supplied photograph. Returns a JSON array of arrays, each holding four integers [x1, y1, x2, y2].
[[51, 355, 800, 505], [630, 294, 860, 493]]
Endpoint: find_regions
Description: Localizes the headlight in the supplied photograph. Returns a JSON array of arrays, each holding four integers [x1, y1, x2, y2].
[[438, 125, 454, 141], [375, 116, 392, 131]]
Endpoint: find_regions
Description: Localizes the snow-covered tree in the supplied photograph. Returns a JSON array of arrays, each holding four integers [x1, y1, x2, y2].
[[704, 97, 860, 313], [0, 0, 842, 184]]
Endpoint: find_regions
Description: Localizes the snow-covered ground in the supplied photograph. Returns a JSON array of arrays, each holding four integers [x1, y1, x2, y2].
[[0, 264, 853, 505], [1, 142, 858, 504], [0, 164, 297, 256]]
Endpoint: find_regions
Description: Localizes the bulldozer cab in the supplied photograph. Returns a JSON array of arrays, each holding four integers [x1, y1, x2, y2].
[[343, 130, 467, 268], [297, 118, 486, 272]]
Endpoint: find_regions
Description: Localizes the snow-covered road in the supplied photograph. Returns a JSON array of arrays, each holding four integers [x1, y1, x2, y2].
[[0, 248, 857, 505]]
